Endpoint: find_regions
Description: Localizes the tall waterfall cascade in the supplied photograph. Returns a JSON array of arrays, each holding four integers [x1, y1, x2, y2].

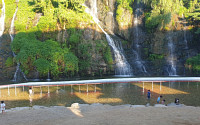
[[182, 14, 190, 76], [84, 1, 133, 76], [0, 0, 5, 37], [166, 33, 177, 76], [132, 7, 147, 75], [10, 6, 27, 82], [182, 14, 189, 56]]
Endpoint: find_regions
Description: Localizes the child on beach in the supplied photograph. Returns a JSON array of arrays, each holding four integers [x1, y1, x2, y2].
[[1, 101, 6, 114], [162, 99, 166, 105], [157, 95, 163, 103], [175, 98, 179, 105]]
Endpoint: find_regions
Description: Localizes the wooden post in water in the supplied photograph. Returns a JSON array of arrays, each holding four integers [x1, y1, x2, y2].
[[56, 85, 58, 94], [152, 82, 153, 91], [142, 82, 144, 94], [48, 86, 50, 93], [48, 85, 50, 97], [94, 84, 96, 92], [40, 86, 42, 98], [87, 84, 88, 93], [15, 85, 17, 96], [32, 86, 33, 95], [187, 81, 190, 88], [71, 85, 73, 94], [160, 82, 162, 91], [8, 86, 10, 96]]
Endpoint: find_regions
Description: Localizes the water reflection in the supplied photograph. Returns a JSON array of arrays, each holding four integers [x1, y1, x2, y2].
[[133, 82, 189, 94], [0, 81, 199, 108]]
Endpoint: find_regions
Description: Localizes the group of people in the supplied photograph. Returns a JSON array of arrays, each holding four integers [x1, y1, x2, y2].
[[156, 95, 166, 105], [147, 90, 166, 105], [147, 90, 179, 105], [0, 88, 33, 114]]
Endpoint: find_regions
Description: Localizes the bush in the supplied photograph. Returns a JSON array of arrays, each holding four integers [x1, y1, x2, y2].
[[186, 54, 200, 72], [104, 47, 113, 65], [64, 52, 79, 75], [33, 58, 50, 75], [69, 33, 80, 44], [5, 57, 14, 67], [149, 54, 164, 61]]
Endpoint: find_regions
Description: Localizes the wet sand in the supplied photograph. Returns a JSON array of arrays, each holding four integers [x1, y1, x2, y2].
[[1, 104, 200, 125]]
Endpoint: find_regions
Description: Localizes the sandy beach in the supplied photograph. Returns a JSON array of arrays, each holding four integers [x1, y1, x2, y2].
[[0, 103, 200, 125]]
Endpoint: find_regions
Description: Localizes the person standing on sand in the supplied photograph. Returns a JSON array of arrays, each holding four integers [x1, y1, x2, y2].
[[1, 101, 6, 114]]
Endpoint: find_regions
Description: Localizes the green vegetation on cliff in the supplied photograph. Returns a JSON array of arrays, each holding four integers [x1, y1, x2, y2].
[[116, 0, 133, 24], [12, 32, 78, 77], [10, 0, 113, 78], [5, 0, 200, 78], [185, 0, 200, 34], [0, 0, 2, 14], [145, 0, 186, 32], [186, 54, 200, 73], [4, 0, 16, 30]]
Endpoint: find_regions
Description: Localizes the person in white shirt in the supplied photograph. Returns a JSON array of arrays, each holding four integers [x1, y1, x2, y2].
[[29, 87, 33, 96], [1, 101, 5, 114]]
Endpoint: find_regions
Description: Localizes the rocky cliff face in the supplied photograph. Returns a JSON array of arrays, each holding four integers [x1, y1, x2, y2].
[[0, 34, 15, 82], [0, 0, 199, 82]]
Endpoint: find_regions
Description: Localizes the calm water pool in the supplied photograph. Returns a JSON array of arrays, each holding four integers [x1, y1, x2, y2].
[[0, 81, 199, 108]]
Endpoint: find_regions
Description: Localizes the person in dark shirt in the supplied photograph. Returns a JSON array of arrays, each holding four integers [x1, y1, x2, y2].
[[147, 90, 151, 100], [175, 98, 179, 105]]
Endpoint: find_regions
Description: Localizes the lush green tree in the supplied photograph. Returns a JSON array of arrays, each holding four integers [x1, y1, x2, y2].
[[186, 54, 200, 73], [186, 0, 200, 34], [64, 52, 79, 75], [5, 57, 14, 67], [11, 32, 79, 77], [33, 58, 51, 75], [145, 0, 186, 32], [68, 0, 85, 12], [116, 0, 133, 25], [11, 0, 113, 78], [78, 43, 92, 73]]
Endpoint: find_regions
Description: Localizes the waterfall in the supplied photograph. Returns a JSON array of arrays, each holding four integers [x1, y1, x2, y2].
[[46, 71, 51, 81], [132, 7, 147, 75], [166, 33, 177, 76], [84, 1, 133, 76], [10, 6, 27, 81], [0, 0, 5, 37], [182, 14, 190, 76], [182, 15, 189, 56]]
